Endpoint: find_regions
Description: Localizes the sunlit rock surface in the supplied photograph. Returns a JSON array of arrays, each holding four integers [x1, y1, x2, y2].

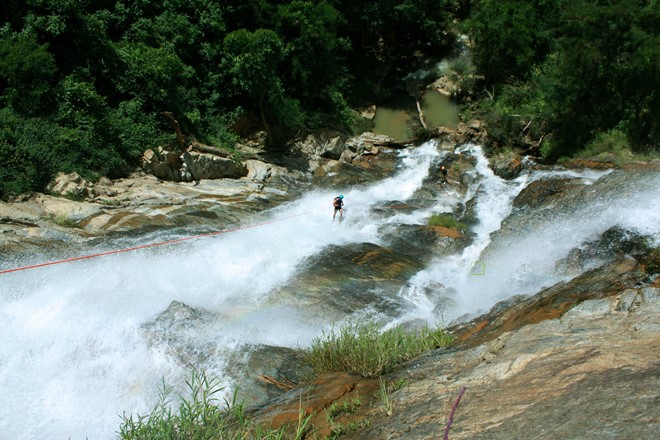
[[250, 250, 659, 440]]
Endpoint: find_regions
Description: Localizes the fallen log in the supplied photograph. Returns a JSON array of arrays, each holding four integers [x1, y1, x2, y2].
[[189, 142, 230, 157], [416, 99, 428, 129]]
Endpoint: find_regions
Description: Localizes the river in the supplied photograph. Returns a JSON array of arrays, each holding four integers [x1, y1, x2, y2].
[[0, 141, 658, 439]]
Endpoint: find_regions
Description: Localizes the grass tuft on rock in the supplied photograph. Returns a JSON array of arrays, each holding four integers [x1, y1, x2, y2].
[[303, 322, 453, 378], [428, 213, 467, 231], [118, 369, 308, 440]]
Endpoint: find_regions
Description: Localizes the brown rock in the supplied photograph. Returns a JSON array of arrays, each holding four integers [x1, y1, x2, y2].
[[250, 372, 379, 437], [449, 256, 642, 349], [426, 225, 463, 239], [512, 178, 576, 210], [562, 158, 615, 170], [621, 160, 660, 172]]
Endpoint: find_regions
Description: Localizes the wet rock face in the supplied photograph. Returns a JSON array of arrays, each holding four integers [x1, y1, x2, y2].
[[225, 344, 313, 408], [512, 178, 576, 210], [379, 223, 471, 263], [266, 242, 425, 323], [555, 226, 652, 275], [141, 301, 227, 366], [142, 301, 314, 408], [490, 152, 524, 179], [249, 251, 659, 440], [447, 256, 644, 349]]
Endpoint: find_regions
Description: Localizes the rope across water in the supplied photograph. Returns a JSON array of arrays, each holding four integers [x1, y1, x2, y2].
[[0, 210, 317, 275]]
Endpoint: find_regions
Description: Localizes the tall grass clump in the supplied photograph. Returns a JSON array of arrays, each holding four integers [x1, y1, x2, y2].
[[118, 369, 308, 440], [303, 322, 453, 378]]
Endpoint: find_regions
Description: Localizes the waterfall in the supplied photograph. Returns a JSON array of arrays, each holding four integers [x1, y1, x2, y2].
[[1, 140, 658, 439], [396, 145, 659, 325], [0, 142, 440, 439]]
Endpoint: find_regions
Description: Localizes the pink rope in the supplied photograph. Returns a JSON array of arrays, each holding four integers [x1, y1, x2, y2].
[[444, 386, 466, 440], [0, 210, 316, 275]]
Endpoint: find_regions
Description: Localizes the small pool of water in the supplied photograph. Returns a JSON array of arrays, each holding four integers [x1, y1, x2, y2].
[[372, 107, 416, 140], [373, 90, 458, 141], [421, 90, 459, 130]]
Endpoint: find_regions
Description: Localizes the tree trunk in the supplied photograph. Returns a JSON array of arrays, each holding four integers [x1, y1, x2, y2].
[[372, 138, 419, 148], [161, 112, 186, 151], [258, 96, 274, 147]]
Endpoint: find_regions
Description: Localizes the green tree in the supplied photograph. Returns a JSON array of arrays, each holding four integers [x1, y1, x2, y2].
[[53, 70, 130, 177], [114, 41, 195, 114], [539, 0, 659, 158], [272, 1, 358, 130], [354, 0, 457, 56], [0, 32, 57, 116], [465, 0, 658, 159], [222, 28, 300, 147], [0, 109, 55, 197], [274, 1, 349, 104], [465, 0, 557, 85]]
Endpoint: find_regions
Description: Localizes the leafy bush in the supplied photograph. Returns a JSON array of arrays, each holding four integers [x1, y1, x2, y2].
[[466, 0, 658, 161], [0, 109, 57, 198], [303, 322, 453, 378], [579, 129, 631, 159]]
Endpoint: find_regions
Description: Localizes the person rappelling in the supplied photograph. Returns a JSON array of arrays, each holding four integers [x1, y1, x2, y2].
[[332, 195, 344, 222], [439, 164, 448, 184]]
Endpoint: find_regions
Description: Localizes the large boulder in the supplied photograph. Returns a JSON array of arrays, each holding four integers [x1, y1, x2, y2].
[[141, 148, 182, 181], [490, 152, 524, 179], [46, 172, 93, 199], [142, 148, 249, 182], [186, 152, 248, 180], [225, 344, 313, 408], [290, 130, 348, 160]]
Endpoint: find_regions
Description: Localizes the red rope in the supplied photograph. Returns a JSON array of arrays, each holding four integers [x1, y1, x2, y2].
[[0, 210, 315, 275], [444, 386, 466, 440]]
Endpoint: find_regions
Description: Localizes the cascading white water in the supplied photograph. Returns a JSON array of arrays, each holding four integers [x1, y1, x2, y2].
[[396, 144, 660, 325], [1, 140, 658, 439], [0, 142, 441, 439]]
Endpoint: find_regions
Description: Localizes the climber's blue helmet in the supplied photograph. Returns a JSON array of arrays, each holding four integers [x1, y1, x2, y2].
[[339, 195, 344, 199]]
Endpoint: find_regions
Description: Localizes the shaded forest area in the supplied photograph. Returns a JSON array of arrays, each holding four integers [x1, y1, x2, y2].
[[1, 0, 657, 198], [466, 0, 658, 161]]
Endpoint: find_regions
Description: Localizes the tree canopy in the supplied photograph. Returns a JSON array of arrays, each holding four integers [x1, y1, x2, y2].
[[464, 0, 658, 159], [0, 0, 459, 198], [0, 0, 657, 198]]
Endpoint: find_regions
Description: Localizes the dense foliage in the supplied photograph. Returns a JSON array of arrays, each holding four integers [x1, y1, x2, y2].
[[0, 0, 458, 198], [464, 0, 659, 160], [1, 0, 657, 198]]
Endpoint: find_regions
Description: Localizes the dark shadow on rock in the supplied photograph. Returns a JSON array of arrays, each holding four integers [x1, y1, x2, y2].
[[268, 242, 425, 322]]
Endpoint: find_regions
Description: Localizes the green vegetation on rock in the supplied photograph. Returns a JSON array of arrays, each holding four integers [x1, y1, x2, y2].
[[118, 369, 309, 440], [303, 321, 453, 378], [119, 322, 452, 438], [428, 213, 468, 231]]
